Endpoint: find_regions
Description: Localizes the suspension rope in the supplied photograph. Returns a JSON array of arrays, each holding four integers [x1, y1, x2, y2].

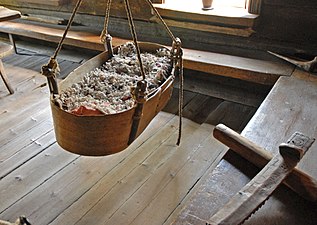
[[42, 0, 83, 97], [171, 38, 184, 146], [52, 0, 83, 60], [144, 0, 183, 145], [177, 57, 184, 145], [100, 0, 112, 43], [144, 0, 177, 43], [123, 0, 146, 80]]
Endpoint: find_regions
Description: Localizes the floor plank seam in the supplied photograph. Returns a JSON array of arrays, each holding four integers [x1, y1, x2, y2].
[[0, 129, 56, 180]]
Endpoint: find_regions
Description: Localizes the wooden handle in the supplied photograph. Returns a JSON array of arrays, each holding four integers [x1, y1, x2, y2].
[[213, 124, 317, 202]]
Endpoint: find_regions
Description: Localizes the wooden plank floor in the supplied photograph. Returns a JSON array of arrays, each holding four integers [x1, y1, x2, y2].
[[0, 42, 256, 224]]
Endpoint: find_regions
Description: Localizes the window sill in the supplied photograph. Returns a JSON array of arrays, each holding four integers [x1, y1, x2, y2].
[[153, 3, 258, 37]]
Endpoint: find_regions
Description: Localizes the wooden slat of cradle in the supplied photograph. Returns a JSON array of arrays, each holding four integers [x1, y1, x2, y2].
[[0, 143, 77, 214], [0, 130, 56, 179], [5, 112, 178, 225], [105, 124, 227, 225], [57, 117, 199, 225], [241, 69, 317, 182]]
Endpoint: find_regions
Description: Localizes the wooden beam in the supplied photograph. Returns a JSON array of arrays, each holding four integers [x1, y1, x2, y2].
[[150, 17, 254, 37], [0, 20, 294, 85]]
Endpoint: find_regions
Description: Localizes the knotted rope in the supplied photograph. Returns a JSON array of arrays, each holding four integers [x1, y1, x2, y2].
[[41, 0, 83, 96]]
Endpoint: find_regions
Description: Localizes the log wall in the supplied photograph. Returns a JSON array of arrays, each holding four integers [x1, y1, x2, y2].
[[1, 0, 316, 55]]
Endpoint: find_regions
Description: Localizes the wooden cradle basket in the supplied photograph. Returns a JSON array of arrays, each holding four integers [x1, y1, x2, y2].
[[50, 42, 175, 156]]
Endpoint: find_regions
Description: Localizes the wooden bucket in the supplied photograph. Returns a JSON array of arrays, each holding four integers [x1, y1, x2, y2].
[[51, 42, 175, 156]]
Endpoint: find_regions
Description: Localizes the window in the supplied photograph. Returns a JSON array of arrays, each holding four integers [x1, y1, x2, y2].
[[163, 0, 246, 10], [152, 0, 261, 37]]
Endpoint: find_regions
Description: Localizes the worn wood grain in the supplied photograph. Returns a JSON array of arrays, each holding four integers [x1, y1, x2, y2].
[[206, 101, 256, 132], [213, 124, 317, 201], [0, 130, 56, 180], [0, 143, 77, 214], [127, 125, 227, 225], [241, 69, 317, 199]]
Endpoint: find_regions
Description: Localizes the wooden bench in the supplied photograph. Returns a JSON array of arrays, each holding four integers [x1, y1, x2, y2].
[[172, 68, 317, 225], [0, 19, 294, 86]]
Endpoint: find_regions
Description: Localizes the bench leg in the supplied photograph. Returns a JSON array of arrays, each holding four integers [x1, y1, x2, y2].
[[0, 59, 14, 94], [8, 34, 17, 54]]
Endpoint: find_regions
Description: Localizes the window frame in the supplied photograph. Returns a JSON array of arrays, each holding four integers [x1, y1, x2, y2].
[[152, 0, 261, 37]]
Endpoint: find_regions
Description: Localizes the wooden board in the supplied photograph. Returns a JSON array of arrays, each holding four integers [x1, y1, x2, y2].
[[171, 69, 317, 224], [242, 69, 317, 189], [0, 6, 20, 22], [172, 150, 317, 225]]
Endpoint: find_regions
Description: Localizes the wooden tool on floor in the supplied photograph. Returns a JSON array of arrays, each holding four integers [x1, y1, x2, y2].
[[268, 51, 317, 73], [208, 130, 314, 225], [213, 124, 317, 202]]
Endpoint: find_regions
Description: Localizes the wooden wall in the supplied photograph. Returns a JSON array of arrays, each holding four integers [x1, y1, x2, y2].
[[1, 0, 316, 55], [253, 0, 317, 55]]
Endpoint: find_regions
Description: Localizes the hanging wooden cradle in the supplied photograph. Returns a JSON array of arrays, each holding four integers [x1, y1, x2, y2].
[[41, 0, 184, 156]]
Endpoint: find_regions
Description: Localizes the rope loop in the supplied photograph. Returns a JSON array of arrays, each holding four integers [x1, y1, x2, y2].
[[41, 57, 60, 78], [100, 0, 112, 44], [41, 57, 60, 95], [171, 37, 183, 65]]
